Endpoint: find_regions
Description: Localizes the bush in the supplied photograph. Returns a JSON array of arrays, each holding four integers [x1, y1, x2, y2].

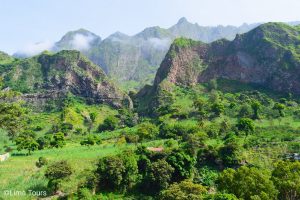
[[45, 160, 73, 193], [143, 159, 174, 194], [217, 166, 278, 200], [167, 150, 195, 182], [96, 152, 138, 192], [36, 157, 48, 168], [98, 116, 119, 132], [271, 161, 300, 200], [160, 180, 207, 200], [80, 135, 101, 146], [137, 122, 159, 142]]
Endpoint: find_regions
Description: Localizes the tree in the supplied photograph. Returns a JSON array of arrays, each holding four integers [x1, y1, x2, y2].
[[205, 193, 238, 200], [89, 112, 97, 123], [0, 102, 27, 139], [96, 152, 138, 192], [80, 135, 101, 146], [137, 122, 159, 142], [36, 135, 52, 150], [217, 166, 278, 200], [15, 131, 39, 155], [238, 104, 253, 118], [193, 98, 207, 118], [50, 132, 66, 148], [219, 139, 242, 167], [271, 161, 300, 200], [211, 103, 224, 117], [183, 133, 206, 157], [273, 102, 285, 117], [167, 150, 195, 182], [160, 180, 207, 200], [118, 108, 138, 127], [144, 159, 175, 194], [236, 118, 255, 137], [97, 116, 119, 132], [45, 160, 73, 193], [251, 101, 261, 119]]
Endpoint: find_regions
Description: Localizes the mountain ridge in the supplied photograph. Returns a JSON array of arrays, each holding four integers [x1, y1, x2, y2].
[[1, 50, 131, 109]]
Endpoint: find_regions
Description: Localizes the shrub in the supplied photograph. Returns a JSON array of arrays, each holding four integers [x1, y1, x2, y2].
[[144, 159, 174, 194], [98, 116, 119, 132], [137, 122, 159, 142], [160, 180, 207, 200], [36, 157, 48, 168], [217, 166, 278, 200], [45, 160, 73, 193], [96, 152, 138, 192]]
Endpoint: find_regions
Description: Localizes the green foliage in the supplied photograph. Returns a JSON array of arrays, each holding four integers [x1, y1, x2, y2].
[[251, 100, 262, 119], [273, 102, 285, 117], [36, 156, 48, 168], [236, 118, 255, 136], [0, 102, 27, 139], [137, 122, 159, 142], [98, 116, 119, 132], [160, 122, 200, 139], [50, 132, 66, 148], [144, 159, 175, 193], [167, 150, 195, 182], [217, 166, 278, 200], [218, 139, 242, 167], [160, 180, 207, 200], [173, 38, 201, 48], [89, 112, 97, 122], [96, 152, 138, 192], [45, 160, 73, 193], [80, 134, 101, 146], [15, 131, 39, 155], [211, 102, 225, 117], [204, 193, 238, 200], [271, 161, 300, 200]]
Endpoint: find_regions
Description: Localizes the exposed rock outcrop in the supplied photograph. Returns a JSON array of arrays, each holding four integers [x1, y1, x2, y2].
[[154, 23, 300, 95], [2, 50, 132, 109]]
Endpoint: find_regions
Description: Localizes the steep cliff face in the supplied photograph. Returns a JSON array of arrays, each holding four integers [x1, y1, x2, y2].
[[153, 23, 300, 95], [2, 50, 131, 108]]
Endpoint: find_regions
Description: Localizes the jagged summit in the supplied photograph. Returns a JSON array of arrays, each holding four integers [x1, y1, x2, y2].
[[177, 17, 189, 24]]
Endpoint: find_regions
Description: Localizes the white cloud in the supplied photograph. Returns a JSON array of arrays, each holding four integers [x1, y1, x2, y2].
[[16, 40, 54, 57], [70, 34, 95, 50], [147, 38, 171, 50]]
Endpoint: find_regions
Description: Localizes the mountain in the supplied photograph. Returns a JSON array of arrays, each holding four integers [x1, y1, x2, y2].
[[89, 18, 256, 89], [13, 18, 300, 90], [138, 22, 300, 112], [169, 17, 260, 42], [54, 28, 102, 52], [0, 51, 14, 64], [1, 50, 131, 108]]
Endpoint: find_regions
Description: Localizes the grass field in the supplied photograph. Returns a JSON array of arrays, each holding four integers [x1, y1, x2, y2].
[[0, 137, 166, 200]]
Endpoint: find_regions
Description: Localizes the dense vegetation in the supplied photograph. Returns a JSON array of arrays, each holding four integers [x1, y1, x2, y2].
[[1, 22, 300, 200], [1, 76, 300, 200]]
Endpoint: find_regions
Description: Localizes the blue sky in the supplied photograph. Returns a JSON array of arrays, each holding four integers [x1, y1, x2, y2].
[[1, 0, 300, 54]]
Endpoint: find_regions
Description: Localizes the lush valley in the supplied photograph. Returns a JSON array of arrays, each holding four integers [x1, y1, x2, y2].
[[0, 22, 300, 200]]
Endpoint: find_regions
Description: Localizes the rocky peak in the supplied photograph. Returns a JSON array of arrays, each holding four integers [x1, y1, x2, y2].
[[54, 29, 102, 51], [3, 50, 132, 108], [152, 22, 300, 95], [177, 17, 189, 25]]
